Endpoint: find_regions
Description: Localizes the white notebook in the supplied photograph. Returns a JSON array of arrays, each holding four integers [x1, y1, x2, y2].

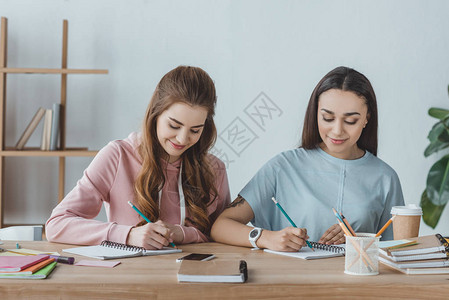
[[177, 260, 247, 283], [63, 240, 181, 260], [264, 243, 345, 260]]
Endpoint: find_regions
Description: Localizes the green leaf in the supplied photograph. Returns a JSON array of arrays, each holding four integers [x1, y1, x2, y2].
[[425, 119, 449, 157], [426, 154, 449, 206], [424, 124, 449, 156], [421, 190, 446, 229], [427, 122, 445, 142], [424, 140, 449, 157], [429, 107, 449, 120]]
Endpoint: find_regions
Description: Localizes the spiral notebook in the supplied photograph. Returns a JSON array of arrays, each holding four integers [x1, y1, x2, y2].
[[264, 242, 345, 260], [63, 240, 182, 260]]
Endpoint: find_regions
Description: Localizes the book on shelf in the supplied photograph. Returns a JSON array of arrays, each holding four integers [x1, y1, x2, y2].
[[379, 234, 448, 262], [264, 242, 345, 260], [177, 260, 248, 283], [40, 109, 52, 150], [63, 240, 182, 260], [49, 103, 61, 150], [15, 107, 46, 150]]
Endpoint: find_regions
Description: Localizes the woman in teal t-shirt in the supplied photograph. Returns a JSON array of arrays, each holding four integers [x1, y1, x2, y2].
[[211, 66, 404, 252]]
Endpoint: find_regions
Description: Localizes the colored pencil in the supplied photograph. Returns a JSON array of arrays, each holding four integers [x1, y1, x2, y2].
[[127, 201, 177, 248], [332, 208, 353, 236], [271, 197, 314, 251], [341, 214, 357, 236], [351, 215, 397, 264], [375, 215, 396, 237]]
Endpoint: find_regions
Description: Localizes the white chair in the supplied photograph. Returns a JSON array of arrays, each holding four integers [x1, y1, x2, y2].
[[0, 225, 43, 241]]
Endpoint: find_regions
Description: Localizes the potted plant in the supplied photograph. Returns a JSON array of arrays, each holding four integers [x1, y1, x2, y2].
[[420, 85, 449, 228]]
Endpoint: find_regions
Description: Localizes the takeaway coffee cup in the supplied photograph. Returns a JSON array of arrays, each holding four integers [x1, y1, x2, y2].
[[390, 204, 422, 240]]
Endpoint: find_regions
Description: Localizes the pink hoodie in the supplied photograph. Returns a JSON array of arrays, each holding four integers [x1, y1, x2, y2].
[[45, 132, 231, 246]]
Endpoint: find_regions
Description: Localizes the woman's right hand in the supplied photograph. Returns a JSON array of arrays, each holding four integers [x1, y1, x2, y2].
[[126, 220, 174, 250], [259, 227, 309, 252]]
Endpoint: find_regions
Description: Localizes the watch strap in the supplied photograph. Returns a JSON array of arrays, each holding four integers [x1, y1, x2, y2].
[[249, 227, 262, 248]]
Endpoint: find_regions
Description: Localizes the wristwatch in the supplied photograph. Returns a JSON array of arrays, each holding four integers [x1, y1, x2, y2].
[[249, 227, 263, 248]]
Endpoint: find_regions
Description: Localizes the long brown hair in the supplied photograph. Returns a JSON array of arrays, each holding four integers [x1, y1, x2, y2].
[[134, 66, 218, 234], [301, 66, 378, 156]]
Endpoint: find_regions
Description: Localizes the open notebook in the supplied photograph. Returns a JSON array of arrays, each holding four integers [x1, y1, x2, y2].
[[63, 240, 181, 260], [264, 242, 345, 260]]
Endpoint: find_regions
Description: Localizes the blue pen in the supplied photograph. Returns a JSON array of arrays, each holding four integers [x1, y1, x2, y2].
[[127, 201, 177, 248], [271, 197, 314, 251]]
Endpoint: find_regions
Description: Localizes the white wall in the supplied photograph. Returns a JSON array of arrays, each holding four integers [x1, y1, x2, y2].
[[1, 0, 448, 237]]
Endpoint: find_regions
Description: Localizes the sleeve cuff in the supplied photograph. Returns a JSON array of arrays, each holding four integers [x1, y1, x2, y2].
[[174, 224, 186, 243], [107, 223, 134, 244], [179, 225, 209, 244]]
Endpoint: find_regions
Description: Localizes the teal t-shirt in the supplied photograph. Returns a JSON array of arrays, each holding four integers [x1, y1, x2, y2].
[[240, 147, 404, 241]]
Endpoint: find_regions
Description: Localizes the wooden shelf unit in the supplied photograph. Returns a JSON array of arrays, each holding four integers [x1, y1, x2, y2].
[[0, 17, 108, 227]]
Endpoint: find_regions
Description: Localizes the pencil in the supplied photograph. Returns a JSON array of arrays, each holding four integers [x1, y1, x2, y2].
[[375, 215, 396, 237], [127, 201, 177, 248], [352, 215, 397, 259], [332, 208, 353, 236], [354, 215, 397, 257], [341, 214, 357, 237], [271, 197, 314, 251]]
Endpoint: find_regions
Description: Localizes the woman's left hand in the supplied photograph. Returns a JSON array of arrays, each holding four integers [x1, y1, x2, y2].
[[156, 221, 185, 244], [134, 220, 185, 245], [318, 224, 345, 244]]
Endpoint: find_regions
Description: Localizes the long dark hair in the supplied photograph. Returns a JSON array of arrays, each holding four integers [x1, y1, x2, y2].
[[134, 66, 218, 234], [301, 66, 378, 156]]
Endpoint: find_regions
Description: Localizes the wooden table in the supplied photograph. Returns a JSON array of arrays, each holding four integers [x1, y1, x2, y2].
[[0, 241, 448, 299]]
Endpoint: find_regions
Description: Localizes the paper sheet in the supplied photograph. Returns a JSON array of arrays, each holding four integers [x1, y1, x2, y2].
[[75, 260, 121, 268]]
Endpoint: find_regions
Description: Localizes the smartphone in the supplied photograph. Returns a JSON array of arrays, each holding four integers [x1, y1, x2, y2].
[[176, 253, 215, 262]]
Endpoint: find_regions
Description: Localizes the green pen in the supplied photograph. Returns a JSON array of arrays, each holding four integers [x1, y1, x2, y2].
[[271, 197, 314, 251], [127, 201, 177, 248]]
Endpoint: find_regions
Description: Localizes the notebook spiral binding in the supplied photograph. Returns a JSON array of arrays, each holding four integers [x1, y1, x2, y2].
[[309, 241, 345, 253], [436, 233, 449, 251], [100, 240, 145, 252]]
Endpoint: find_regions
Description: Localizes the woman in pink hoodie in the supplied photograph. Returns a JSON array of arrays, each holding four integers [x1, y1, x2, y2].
[[46, 66, 231, 249]]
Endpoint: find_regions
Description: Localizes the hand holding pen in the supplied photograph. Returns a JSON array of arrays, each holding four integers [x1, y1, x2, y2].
[[271, 197, 314, 252], [127, 201, 177, 249]]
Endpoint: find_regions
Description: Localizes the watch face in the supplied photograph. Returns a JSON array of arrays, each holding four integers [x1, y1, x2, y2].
[[250, 229, 259, 238]]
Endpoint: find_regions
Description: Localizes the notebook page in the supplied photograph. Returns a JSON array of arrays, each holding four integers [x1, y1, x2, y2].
[[63, 245, 141, 260], [142, 247, 182, 256], [264, 245, 345, 260]]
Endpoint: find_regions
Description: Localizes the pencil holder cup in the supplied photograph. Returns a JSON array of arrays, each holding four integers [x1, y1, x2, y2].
[[344, 233, 380, 276]]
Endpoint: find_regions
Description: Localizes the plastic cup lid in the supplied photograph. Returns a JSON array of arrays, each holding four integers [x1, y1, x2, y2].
[[391, 204, 423, 216]]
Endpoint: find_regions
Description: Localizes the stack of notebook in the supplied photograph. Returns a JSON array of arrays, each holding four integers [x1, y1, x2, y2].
[[379, 234, 449, 275], [0, 254, 57, 279]]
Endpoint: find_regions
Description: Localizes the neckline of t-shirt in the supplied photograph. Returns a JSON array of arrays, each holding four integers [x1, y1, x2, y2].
[[315, 147, 371, 165]]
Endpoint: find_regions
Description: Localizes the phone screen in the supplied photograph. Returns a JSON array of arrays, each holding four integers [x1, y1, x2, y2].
[[176, 253, 215, 262]]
